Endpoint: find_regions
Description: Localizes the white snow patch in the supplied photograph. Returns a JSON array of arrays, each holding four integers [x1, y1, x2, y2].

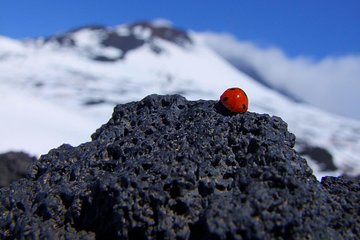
[[115, 26, 131, 36], [151, 19, 173, 28], [0, 36, 26, 52], [0, 84, 100, 156], [132, 25, 152, 40], [73, 29, 102, 47]]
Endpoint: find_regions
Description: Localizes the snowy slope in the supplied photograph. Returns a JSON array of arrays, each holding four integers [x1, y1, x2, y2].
[[1, 21, 360, 178], [0, 84, 100, 156]]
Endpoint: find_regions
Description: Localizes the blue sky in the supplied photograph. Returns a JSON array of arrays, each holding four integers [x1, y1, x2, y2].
[[1, 0, 359, 59]]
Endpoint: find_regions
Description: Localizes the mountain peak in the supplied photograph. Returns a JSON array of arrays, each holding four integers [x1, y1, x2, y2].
[[42, 20, 192, 62], [150, 18, 174, 27], [125, 20, 192, 46]]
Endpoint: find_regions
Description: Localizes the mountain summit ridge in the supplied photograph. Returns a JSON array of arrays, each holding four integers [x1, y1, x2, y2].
[[41, 21, 192, 61]]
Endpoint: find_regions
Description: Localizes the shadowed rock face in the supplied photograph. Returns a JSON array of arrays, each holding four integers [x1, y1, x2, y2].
[[0, 95, 359, 239], [0, 151, 35, 187]]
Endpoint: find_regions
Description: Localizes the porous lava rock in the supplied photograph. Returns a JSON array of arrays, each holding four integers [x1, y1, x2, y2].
[[0, 95, 359, 239]]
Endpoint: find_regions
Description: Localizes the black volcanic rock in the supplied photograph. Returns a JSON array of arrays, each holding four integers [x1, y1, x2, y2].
[[0, 95, 359, 239], [0, 151, 35, 187], [321, 176, 360, 238]]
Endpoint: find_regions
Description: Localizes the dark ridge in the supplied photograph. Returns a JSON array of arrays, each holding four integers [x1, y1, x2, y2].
[[0, 151, 36, 187], [101, 33, 145, 57], [83, 99, 107, 106], [66, 24, 107, 33], [0, 95, 358, 239], [299, 145, 338, 171], [92, 55, 121, 62]]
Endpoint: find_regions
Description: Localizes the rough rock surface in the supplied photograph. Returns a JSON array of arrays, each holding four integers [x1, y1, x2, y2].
[[0, 151, 35, 187], [0, 95, 359, 239]]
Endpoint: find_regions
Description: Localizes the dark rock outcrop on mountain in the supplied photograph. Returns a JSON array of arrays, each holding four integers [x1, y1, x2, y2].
[[0, 151, 35, 187], [43, 21, 192, 61], [298, 144, 338, 172], [0, 95, 358, 239]]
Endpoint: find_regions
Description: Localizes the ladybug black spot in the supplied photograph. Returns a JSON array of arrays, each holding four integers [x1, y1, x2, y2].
[[223, 97, 228, 102], [242, 104, 246, 110], [229, 88, 237, 91]]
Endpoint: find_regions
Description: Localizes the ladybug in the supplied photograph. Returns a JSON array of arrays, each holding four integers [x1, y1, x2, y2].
[[220, 87, 248, 113]]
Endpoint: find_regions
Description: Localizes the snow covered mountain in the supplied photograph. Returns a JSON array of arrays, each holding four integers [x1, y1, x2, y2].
[[1, 20, 360, 179]]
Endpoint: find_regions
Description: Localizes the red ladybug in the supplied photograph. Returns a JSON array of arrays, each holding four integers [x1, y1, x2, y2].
[[220, 87, 248, 113]]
